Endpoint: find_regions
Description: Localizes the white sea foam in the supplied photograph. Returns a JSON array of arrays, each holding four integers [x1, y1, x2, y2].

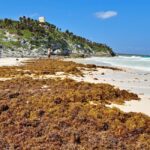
[[76, 55, 150, 72]]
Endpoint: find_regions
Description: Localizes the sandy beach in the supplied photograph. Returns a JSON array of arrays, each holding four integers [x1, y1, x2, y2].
[[1, 0, 150, 148], [65, 58, 150, 116], [0, 58, 30, 66], [0, 57, 149, 117], [0, 57, 149, 149]]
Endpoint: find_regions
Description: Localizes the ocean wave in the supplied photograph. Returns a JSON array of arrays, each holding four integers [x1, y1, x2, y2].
[[85, 56, 150, 72]]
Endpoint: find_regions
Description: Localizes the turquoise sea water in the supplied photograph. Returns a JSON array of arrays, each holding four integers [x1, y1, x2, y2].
[[77, 55, 150, 72]]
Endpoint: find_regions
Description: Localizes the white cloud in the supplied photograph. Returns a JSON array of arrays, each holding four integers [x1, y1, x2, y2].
[[95, 11, 118, 19]]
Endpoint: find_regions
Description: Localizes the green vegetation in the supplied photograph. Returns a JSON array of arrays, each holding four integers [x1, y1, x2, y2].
[[0, 17, 115, 56], [0, 40, 21, 48]]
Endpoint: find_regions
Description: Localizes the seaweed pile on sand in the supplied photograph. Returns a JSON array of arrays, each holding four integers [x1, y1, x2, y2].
[[0, 59, 122, 78], [0, 59, 88, 78], [0, 59, 149, 149]]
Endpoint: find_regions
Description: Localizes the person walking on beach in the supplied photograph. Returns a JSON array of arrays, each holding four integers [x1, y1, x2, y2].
[[0, 45, 3, 58], [48, 48, 51, 58]]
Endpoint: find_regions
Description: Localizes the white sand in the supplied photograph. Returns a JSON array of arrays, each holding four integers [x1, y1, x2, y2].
[[67, 58, 150, 116], [0, 58, 31, 81], [0, 58, 30, 66]]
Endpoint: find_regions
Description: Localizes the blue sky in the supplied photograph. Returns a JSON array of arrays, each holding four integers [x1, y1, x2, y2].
[[0, 0, 150, 55]]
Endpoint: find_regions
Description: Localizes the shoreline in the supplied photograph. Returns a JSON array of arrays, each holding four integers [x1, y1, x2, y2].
[[0, 57, 150, 116], [65, 56, 150, 72], [65, 58, 150, 116]]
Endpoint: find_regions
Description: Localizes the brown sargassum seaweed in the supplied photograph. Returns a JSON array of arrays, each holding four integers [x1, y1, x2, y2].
[[0, 58, 121, 78], [0, 59, 149, 150]]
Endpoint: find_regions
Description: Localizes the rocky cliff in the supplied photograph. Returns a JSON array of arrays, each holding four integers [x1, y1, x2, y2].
[[0, 17, 115, 57]]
